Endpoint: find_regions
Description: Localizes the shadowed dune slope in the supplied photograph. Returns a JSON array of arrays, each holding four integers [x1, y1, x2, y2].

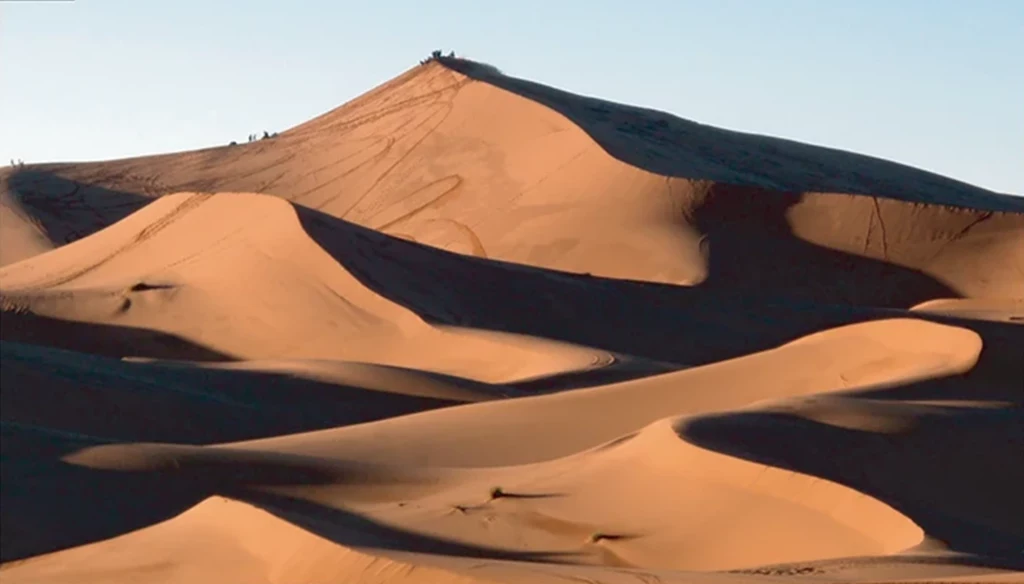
[[0, 340, 494, 447], [0, 192, 625, 383], [2, 58, 1023, 584], [0, 339, 502, 561], [0, 183, 53, 266], [440, 59, 1023, 209], [39, 316, 1018, 577], [225, 318, 984, 467], [34, 342, 1020, 578], [2, 62, 1021, 297], [0, 497, 490, 584], [16, 391, 1020, 580], [3, 190, 1013, 372], [15, 419, 923, 580], [678, 398, 1024, 556]]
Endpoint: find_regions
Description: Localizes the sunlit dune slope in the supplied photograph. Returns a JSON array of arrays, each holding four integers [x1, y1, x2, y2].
[[48, 318, 1018, 575], [224, 318, 982, 467], [0, 338, 505, 561], [0, 497, 487, 584], [2, 55, 1022, 584], [3, 62, 1021, 298], [2, 190, 1005, 374], [35, 417, 922, 579], [22, 384, 1021, 580], [0, 192, 618, 383]]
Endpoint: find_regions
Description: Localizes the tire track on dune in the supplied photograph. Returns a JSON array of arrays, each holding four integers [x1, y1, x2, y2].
[[367, 174, 494, 259], [284, 74, 467, 143], [289, 85, 455, 207], [316, 69, 463, 131], [10, 193, 213, 289], [292, 137, 397, 206], [254, 170, 292, 193], [510, 147, 590, 206], [280, 71, 466, 210], [286, 108, 426, 204], [871, 196, 891, 261], [333, 99, 458, 218], [424, 218, 489, 258], [225, 151, 301, 191], [921, 211, 996, 268], [17, 180, 142, 245], [373, 175, 464, 231]]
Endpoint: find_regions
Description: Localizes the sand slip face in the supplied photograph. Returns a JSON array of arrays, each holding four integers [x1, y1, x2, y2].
[[1, 318, 988, 578], [2, 57, 1023, 584], [0, 497, 490, 584], [0, 192, 616, 383], [4, 63, 1022, 298], [34, 328, 1018, 580], [6, 422, 921, 581], [12, 389, 1021, 583], [0, 173, 54, 266], [225, 318, 982, 467]]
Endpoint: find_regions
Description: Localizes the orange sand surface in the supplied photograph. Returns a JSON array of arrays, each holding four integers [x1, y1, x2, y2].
[[2, 58, 1021, 584]]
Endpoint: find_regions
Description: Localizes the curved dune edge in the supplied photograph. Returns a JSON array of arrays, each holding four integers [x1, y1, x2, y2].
[[1, 59, 1021, 584], [48, 319, 988, 573], [3, 63, 1022, 297], [0, 192, 627, 384], [225, 317, 982, 468], [2, 315, 987, 567], [13, 397, 1019, 581], [911, 297, 1024, 323], [46, 416, 922, 575], [124, 358, 509, 402], [0, 497, 488, 584], [0, 340, 496, 449], [0, 177, 53, 267], [7, 497, 916, 584]]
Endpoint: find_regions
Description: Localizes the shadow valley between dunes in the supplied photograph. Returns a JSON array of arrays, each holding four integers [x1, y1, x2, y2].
[[1, 57, 1022, 584]]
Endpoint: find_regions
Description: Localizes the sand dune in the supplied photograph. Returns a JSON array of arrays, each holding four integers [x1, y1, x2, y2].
[[3, 62, 1022, 297], [0, 497, 489, 584], [912, 297, 1024, 323], [1, 57, 1022, 584], [0, 192, 623, 383], [224, 318, 983, 467], [0, 184, 53, 266], [0, 338, 499, 561], [2, 189, 1005, 372], [19, 419, 922, 579]]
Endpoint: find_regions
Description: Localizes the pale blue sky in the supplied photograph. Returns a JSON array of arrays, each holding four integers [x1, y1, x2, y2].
[[1, 0, 1021, 193]]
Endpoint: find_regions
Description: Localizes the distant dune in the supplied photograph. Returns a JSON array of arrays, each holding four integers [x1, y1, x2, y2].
[[1, 58, 1021, 584]]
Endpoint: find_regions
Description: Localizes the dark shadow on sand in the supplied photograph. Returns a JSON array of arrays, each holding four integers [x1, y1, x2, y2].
[[6, 169, 152, 246], [239, 489, 579, 563], [0, 341, 470, 561], [689, 184, 956, 306], [439, 58, 1024, 212], [0, 311, 233, 362], [0, 166, 993, 369], [295, 203, 965, 366], [679, 405, 1024, 560]]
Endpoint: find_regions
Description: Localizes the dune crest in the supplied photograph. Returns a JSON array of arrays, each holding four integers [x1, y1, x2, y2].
[[0, 192, 620, 384], [2, 58, 1022, 584], [225, 318, 982, 467], [0, 497, 486, 584], [3, 63, 1021, 297]]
